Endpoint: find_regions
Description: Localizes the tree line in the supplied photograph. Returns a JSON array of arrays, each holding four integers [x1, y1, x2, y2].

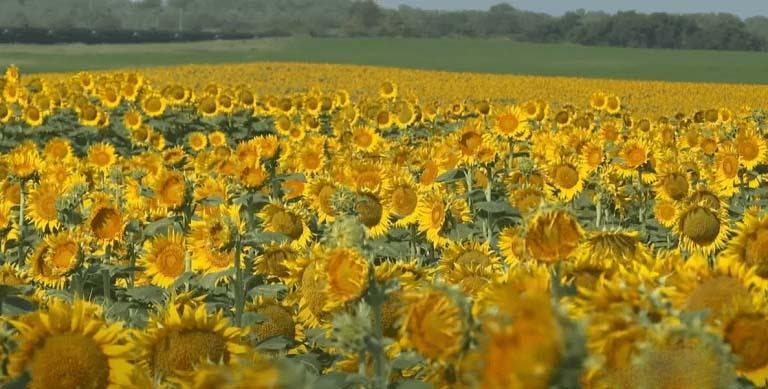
[[1, 0, 767, 51]]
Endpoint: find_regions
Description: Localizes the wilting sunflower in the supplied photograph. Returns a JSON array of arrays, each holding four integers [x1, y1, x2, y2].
[[136, 298, 248, 380], [257, 202, 312, 249], [493, 105, 530, 139], [8, 299, 134, 389], [723, 208, 768, 283], [524, 208, 583, 263], [672, 201, 729, 255], [26, 230, 81, 289], [400, 286, 466, 361], [139, 230, 187, 288]]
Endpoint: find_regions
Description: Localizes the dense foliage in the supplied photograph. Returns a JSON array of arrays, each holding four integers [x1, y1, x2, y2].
[[1, 0, 767, 51]]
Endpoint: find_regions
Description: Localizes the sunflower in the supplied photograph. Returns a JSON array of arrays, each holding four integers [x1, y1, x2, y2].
[[78, 103, 101, 127], [253, 242, 298, 280], [713, 145, 740, 196], [524, 208, 583, 263], [142, 93, 167, 117], [193, 176, 228, 216], [188, 207, 241, 276], [589, 92, 608, 111], [25, 180, 64, 232], [87, 142, 118, 172], [208, 130, 227, 147], [573, 229, 650, 267], [22, 104, 44, 127], [350, 125, 381, 153], [187, 131, 208, 152], [416, 189, 451, 247], [462, 290, 562, 389], [545, 157, 588, 202], [672, 201, 729, 255], [306, 176, 338, 224], [651, 199, 677, 229], [383, 173, 421, 227], [400, 286, 466, 361], [493, 105, 530, 139], [8, 299, 134, 389], [723, 208, 768, 283], [136, 298, 247, 379], [0, 101, 13, 123], [322, 246, 370, 311], [139, 230, 187, 288], [5, 142, 42, 179], [719, 300, 768, 385], [87, 194, 125, 245], [669, 254, 761, 324], [734, 127, 767, 170], [149, 169, 187, 211], [26, 230, 81, 289], [257, 202, 312, 249], [42, 137, 73, 162], [285, 251, 330, 327], [654, 164, 690, 201], [246, 296, 297, 345], [379, 81, 398, 99], [605, 95, 621, 114], [354, 191, 392, 238], [614, 139, 650, 178]]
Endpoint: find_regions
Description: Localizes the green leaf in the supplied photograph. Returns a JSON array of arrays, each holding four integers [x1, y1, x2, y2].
[[256, 336, 293, 351], [143, 217, 179, 237], [240, 311, 268, 326], [391, 351, 424, 370], [125, 285, 165, 304], [435, 168, 465, 183], [242, 231, 289, 246], [396, 380, 432, 389], [473, 200, 516, 214]]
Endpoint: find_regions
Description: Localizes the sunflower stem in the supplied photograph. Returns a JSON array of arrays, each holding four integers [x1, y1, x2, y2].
[[366, 271, 389, 389], [17, 181, 25, 265], [233, 233, 244, 326], [595, 194, 602, 228], [464, 167, 472, 209], [102, 269, 111, 306]]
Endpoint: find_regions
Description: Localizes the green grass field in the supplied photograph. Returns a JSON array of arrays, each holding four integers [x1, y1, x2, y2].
[[1, 37, 766, 84]]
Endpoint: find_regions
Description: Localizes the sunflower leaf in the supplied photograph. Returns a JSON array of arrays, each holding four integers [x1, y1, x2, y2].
[[435, 168, 465, 183]]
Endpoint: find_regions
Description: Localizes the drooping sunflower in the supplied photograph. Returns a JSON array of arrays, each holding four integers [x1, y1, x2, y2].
[[8, 299, 134, 389], [653, 164, 690, 202], [247, 296, 297, 345], [139, 229, 187, 288], [253, 242, 298, 281], [257, 202, 312, 250], [136, 298, 248, 380]]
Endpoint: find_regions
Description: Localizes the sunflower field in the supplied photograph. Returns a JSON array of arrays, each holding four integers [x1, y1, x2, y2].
[[0, 62, 768, 388]]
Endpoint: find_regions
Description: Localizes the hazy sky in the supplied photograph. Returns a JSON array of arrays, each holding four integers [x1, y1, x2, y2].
[[377, 0, 768, 18]]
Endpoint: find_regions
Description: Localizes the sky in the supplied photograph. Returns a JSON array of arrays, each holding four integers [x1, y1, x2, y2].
[[377, 0, 768, 19]]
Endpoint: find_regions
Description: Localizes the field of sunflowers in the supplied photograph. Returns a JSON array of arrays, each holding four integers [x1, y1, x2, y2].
[[1, 61, 768, 388]]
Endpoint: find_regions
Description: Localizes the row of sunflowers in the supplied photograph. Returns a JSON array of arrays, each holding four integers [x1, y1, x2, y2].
[[0, 63, 768, 388]]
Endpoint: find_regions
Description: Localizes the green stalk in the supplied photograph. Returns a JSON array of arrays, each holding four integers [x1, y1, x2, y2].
[[102, 269, 111, 306], [17, 182, 24, 265], [367, 273, 389, 389], [233, 234, 244, 326]]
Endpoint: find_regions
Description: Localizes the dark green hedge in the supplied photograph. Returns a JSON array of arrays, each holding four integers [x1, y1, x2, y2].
[[0, 27, 256, 44]]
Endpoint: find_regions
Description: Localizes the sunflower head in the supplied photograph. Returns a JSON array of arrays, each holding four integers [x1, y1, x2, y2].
[[400, 286, 467, 362], [524, 208, 583, 263]]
